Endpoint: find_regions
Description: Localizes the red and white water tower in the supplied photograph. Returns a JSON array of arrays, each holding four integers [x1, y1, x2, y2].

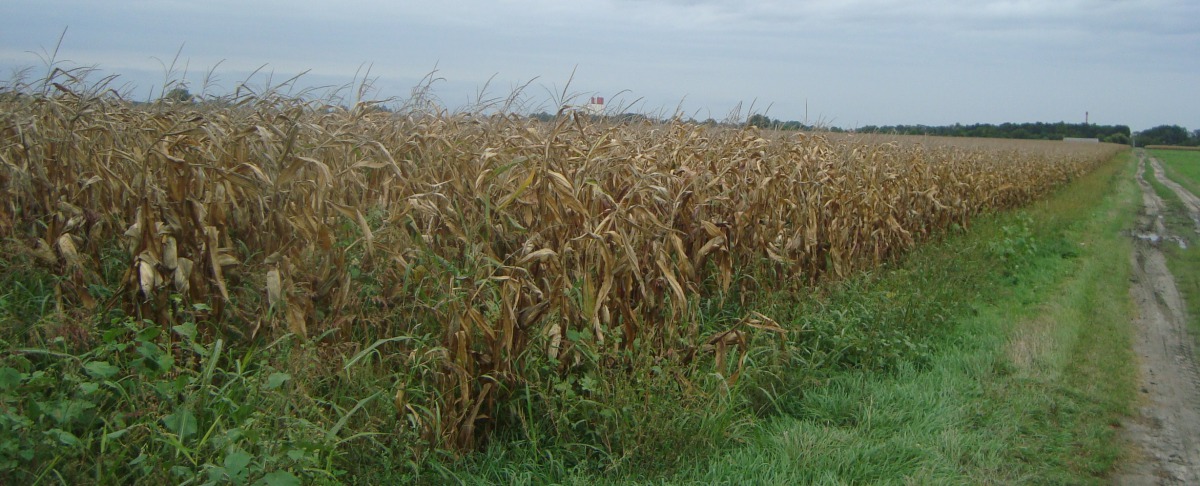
[[584, 96, 605, 115]]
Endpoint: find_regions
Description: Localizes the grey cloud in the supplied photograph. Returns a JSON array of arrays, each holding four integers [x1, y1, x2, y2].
[[1, 0, 1197, 130]]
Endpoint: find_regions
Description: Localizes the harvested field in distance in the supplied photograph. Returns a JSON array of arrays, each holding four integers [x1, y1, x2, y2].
[[0, 80, 1124, 458]]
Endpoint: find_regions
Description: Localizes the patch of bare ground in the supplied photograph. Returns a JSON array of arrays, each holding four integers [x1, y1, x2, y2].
[[1115, 151, 1200, 485]]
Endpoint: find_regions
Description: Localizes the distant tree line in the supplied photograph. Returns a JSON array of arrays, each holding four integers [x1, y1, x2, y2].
[[1133, 125, 1200, 147], [745, 114, 848, 132], [855, 122, 1132, 144], [526, 112, 1200, 149], [747, 116, 1143, 143]]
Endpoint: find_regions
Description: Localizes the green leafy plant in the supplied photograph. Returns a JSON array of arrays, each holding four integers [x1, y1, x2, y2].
[[0, 315, 338, 484], [989, 213, 1039, 271]]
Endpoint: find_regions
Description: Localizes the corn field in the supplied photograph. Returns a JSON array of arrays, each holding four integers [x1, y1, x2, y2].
[[0, 76, 1123, 452]]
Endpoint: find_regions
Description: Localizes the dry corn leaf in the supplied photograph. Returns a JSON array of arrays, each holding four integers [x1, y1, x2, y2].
[[285, 298, 308, 337], [517, 248, 558, 265], [546, 322, 562, 360], [655, 252, 688, 306], [205, 226, 230, 302], [162, 236, 178, 270], [137, 259, 160, 298], [266, 268, 283, 308], [174, 258, 193, 294], [56, 234, 81, 268]]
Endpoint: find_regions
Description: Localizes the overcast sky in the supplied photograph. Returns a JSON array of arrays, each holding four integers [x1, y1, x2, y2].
[[2, 1, 1197, 131]]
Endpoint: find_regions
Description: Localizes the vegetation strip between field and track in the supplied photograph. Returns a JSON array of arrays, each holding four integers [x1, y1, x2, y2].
[[442, 151, 1140, 483]]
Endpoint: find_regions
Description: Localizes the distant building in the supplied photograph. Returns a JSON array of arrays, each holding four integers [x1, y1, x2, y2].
[[584, 96, 605, 116], [1063, 137, 1099, 143]]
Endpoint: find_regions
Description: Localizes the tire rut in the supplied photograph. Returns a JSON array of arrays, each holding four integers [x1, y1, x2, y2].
[[1115, 150, 1200, 485]]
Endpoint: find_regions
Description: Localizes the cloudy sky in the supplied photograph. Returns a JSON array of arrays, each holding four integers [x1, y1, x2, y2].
[[2, 0, 1197, 131]]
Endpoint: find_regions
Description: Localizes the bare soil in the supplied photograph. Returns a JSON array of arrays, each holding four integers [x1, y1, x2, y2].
[[1115, 151, 1200, 485]]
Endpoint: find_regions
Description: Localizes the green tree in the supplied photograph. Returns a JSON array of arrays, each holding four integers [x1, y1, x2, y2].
[[747, 114, 773, 129], [1135, 125, 1190, 147], [162, 87, 193, 103]]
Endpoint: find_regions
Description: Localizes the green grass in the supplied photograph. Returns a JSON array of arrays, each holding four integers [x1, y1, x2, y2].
[[1145, 149, 1200, 343], [1151, 149, 1200, 197]]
